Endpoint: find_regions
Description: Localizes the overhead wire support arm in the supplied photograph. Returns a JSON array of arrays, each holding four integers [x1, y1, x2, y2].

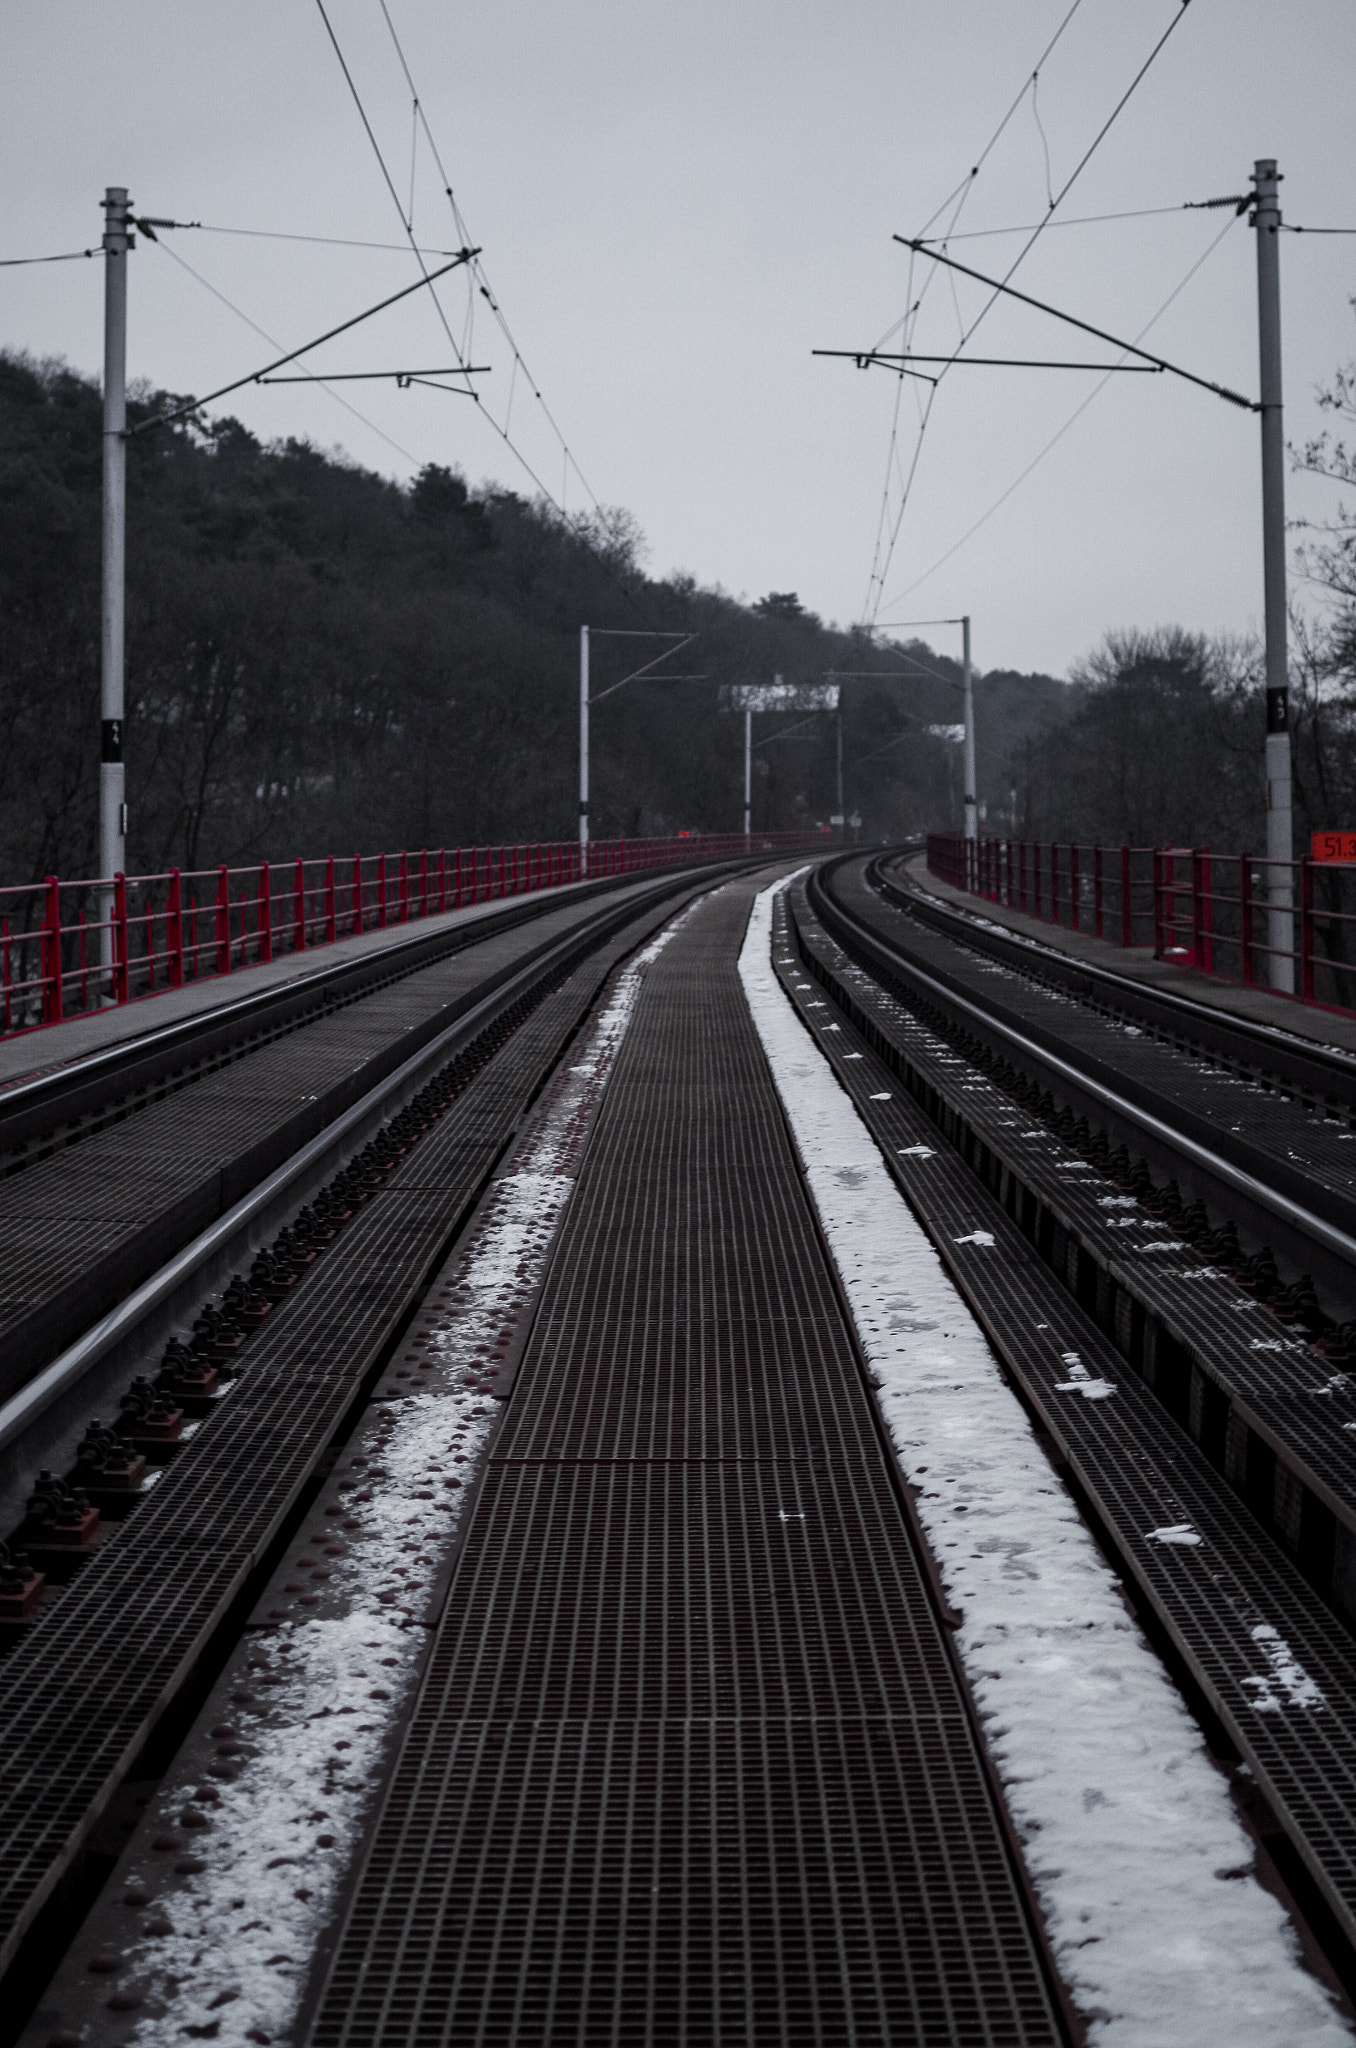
[[589, 634, 704, 703], [891, 235, 1259, 411], [257, 366, 490, 387], [814, 349, 1163, 375], [127, 251, 479, 436]]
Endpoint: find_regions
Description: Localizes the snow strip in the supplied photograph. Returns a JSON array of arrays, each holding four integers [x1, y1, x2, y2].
[[738, 879, 1351, 2048], [92, 896, 707, 2048]]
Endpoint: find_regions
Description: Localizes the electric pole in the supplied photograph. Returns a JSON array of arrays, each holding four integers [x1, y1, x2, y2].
[[962, 614, 978, 851], [743, 705, 752, 843], [100, 186, 131, 976], [1254, 159, 1293, 994], [836, 711, 844, 840], [579, 625, 590, 877]]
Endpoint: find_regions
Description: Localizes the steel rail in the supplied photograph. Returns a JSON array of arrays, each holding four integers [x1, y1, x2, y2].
[[0, 866, 730, 1462], [813, 861, 1356, 1274], [874, 852, 1356, 1098], [0, 868, 665, 1152]]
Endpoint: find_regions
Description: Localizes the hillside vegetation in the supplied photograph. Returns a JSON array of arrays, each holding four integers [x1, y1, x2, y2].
[[0, 352, 1064, 884]]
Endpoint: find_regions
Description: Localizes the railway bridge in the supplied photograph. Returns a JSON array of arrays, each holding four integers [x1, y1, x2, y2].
[[1, 842, 1355, 2044]]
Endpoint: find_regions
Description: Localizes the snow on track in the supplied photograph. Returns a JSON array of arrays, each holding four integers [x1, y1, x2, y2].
[[739, 877, 1351, 2047], [82, 899, 707, 2048]]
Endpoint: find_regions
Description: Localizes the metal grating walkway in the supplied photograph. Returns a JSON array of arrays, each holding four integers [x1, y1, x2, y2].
[[0, 893, 691, 1978], [827, 858, 1356, 1235], [781, 879, 1356, 1952], [307, 882, 1063, 2048], [0, 884, 666, 1398]]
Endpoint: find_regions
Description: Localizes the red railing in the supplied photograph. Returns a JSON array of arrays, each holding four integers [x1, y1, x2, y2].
[[925, 831, 1356, 1018], [0, 829, 820, 1043]]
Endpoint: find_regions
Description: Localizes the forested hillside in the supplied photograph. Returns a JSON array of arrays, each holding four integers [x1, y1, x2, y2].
[[0, 352, 1068, 886]]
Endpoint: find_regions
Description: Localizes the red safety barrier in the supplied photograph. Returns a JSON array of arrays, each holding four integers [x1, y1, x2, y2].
[[0, 828, 824, 1042], [926, 830, 1356, 1018]]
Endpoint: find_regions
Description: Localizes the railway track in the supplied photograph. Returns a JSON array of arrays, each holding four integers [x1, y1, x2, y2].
[[797, 851, 1356, 1974], [0, 860, 744, 2021], [11, 841, 1356, 2039]]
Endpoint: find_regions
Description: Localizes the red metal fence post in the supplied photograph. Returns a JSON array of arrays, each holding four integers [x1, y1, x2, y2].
[[258, 862, 273, 963], [1120, 845, 1131, 946], [420, 849, 429, 919], [399, 850, 410, 924], [168, 868, 184, 987], [1050, 843, 1060, 925], [1070, 843, 1080, 932], [1093, 845, 1103, 938], [216, 866, 231, 974], [1152, 851, 1163, 958], [1240, 854, 1255, 986], [454, 847, 463, 909], [2, 919, 10, 1034], [325, 856, 336, 944], [1200, 849, 1214, 973], [438, 849, 447, 913], [294, 858, 306, 951], [42, 875, 63, 1024], [1301, 855, 1315, 1002], [351, 853, 362, 934], [113, 872, 129, 1002]]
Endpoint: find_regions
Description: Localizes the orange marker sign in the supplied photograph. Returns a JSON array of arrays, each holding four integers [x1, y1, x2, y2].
[[1312, 831, 1356, 862]]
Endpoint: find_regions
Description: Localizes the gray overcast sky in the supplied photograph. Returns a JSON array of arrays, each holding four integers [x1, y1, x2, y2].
[[3, 0, 1354, 675]]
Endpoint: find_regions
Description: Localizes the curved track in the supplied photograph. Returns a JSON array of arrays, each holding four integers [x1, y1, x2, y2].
[[793, 853, 1356, 1969], [0, 861, 740, 2007]]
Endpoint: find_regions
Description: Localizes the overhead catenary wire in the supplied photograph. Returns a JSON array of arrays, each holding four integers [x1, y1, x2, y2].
[[375, 0, 608, 523], [313, 0, 478, 402], [315, 0, 616, 570], [891, 233, 1257, 408], [916, 201, 1247, 242], [142, 220, 467, 257], [861, 0, 1196, 628], [876, 208, 1241, 614], [860, 0, 1091, 622], [143, 236, 425, 467], [128, 251, 475, 436], [0, 247, 99, 268]]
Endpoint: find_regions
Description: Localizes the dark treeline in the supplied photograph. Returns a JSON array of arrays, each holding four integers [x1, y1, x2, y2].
[[1012, 618, 1356, 857], [1012, 309, 1356, 855], [0, 351, 1066, 888]]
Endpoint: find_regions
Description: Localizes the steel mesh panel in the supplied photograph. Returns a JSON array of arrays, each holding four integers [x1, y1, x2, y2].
[[0, 900, 680, 1972], [774, 887, 1356, 1948], [309, 883, 1061, 2048], [830, 859, 1356, 1215], [0, 887, 665, 1392], [795, 880, 1356, 1538]]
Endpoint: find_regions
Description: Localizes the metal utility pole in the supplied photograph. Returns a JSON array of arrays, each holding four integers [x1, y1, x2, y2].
[[836, 712, 844, 839], [743, 705, 752, 843], [1254, 159, 1293, 993], [962, 614, 978, 851], [100, 187, 131, 975], [579, 625, 590, 876]]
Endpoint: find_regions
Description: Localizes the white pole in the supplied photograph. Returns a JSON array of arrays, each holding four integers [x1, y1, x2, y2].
[[100, 186, 130, 985], [744, 705, 752, 843], [962, 614, 978, 852], [579, 624, 589, 878], [1254, 159, 1294, 994]]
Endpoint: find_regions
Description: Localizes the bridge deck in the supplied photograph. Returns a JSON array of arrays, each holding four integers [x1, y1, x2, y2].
[[306, 878, 1063, 2047], [902, 852, 1356, 1058]]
